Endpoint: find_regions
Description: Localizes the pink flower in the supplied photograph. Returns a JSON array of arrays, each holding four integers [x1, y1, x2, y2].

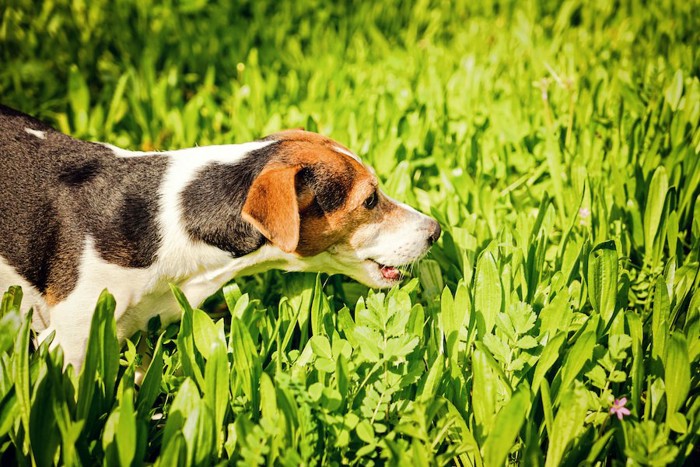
[[610, 397, 631, 420], [578, 207, 591, 226]]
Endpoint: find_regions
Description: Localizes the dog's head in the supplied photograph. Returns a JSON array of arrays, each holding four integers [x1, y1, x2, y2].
[[241, 130, 440, 288]]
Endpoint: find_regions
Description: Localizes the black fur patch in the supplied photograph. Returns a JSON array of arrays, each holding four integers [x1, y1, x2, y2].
[[181, 141, 357, 254], [85, 155, 169, 268], [0, 105, 169, 300], [180, 142, 280, 256], [302, 161, 355, 214], [58, 159, 103, 185]]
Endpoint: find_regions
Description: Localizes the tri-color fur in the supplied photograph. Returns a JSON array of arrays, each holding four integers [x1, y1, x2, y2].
[[0, 105, 440, 370]]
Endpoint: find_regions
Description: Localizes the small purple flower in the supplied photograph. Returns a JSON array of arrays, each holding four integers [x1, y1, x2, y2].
[[610, 397, 631, 420]]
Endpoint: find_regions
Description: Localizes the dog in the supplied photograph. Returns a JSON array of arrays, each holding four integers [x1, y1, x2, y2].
[[0, 104, 441, 370]]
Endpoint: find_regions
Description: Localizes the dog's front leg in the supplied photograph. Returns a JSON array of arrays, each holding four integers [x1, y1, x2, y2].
[[39, 288, 131, 372]]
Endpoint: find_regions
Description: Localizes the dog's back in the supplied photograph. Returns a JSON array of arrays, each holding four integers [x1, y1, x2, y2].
[[0, 105, 66, 320], [0, 106, 169, 322]]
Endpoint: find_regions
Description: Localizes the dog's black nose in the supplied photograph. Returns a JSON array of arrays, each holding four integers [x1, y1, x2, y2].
[[428, 220, 441, 245]]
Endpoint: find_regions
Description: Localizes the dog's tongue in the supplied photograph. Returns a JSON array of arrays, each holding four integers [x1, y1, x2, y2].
[[380, 265, 400, 281]]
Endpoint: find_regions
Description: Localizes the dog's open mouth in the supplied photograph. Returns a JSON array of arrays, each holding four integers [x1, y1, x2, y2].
[[380, 264, 401, 281], [368, 259, 404, 282]]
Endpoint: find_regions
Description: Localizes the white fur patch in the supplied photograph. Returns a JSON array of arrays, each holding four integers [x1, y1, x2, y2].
[[98, 142, 149, 157], [333, 145, 362, 163], [355, 195, 433, 266], [24, 128, 46, 139], [39, 236, 156, 368], [155, 141, 274, 279]]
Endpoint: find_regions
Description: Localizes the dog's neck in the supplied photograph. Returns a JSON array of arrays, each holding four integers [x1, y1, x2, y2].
[[117, 140, 279, 279]]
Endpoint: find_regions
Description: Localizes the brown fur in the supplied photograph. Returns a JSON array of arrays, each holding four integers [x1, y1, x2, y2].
[[244, 130, 383, 257], [241, 164, 302, 253]]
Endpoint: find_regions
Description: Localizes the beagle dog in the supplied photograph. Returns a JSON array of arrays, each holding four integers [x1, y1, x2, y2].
[[0, 105, 440, 370]]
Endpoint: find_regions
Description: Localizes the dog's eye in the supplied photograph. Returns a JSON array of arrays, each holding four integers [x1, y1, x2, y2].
[[363, 191, 378, 209]]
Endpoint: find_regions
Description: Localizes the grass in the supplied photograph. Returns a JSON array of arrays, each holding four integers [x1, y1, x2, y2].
[[1, 0, 699, 465]]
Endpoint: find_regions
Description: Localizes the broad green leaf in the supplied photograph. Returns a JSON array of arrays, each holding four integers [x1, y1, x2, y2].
[[337, 306, 359, 347], [585, 429, 616, 464], [103, 387, 137, 467], [664, 332, 690, 418], [472, 347, 498, 439], [418, 354, 444, 402], [668, 412, 687, 434], [1, 285, 23, 317], [587, 241, 618, 324], [540, 379, 554, 442], [29, 366, 60, 466], [664, 69, 684, 111], [627, 311, 645, 412], [356, 420, 375, 444], [545, 385, 589, 467], [222, 282, 243, 314], [310, 273, 334, 339], [443, 281, 469, 360], [156, 432, 187, 467], [53, 399, 84, 467], [474, 251, 502, 335], [440, 285, 455, 358], [644, 167, 668, 261], [163, 378, 200, 450], [136, 333, 165, 416], [173, 285, 205, 389], [309, 335, 333, 360], [419, 259, 445, 304], [282, 273, 315, 342], [0, 387, 17, 438], [482, 384, 530, 466], [12, 309, 32, 457], [532, 333, 566, 392], [77, 290, 119, 424], [230, 317, 262, 416], [116, 387, 137, 467], [104, 72, 129, 134], [560, 330, 596, 391], [183, 403, 215, 466], [259, 372, 278, 422], [666, 210, 678, 258], [68, 65, 90, 134], [538, 289, 571, 337], [204, 341, 229, 454], [651, 277, 670, 362], [336, 354, 349, 403], [192, 307, 224, 360]]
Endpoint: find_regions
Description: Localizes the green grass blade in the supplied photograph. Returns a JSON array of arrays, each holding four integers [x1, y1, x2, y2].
[[664, 332, 690, 421], [136, 333, 165, 417], [77, 290, 119, 424], [474, 251, 502, 335], [545, 385, 589, 467], [644, 167, 669, 264], [230, 317, 262, 418], [482, 384, 530, 466], [204, 341, 229, 455]]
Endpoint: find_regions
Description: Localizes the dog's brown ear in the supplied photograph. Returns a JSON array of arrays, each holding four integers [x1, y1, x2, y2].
[[242, 165, 300, 253]]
